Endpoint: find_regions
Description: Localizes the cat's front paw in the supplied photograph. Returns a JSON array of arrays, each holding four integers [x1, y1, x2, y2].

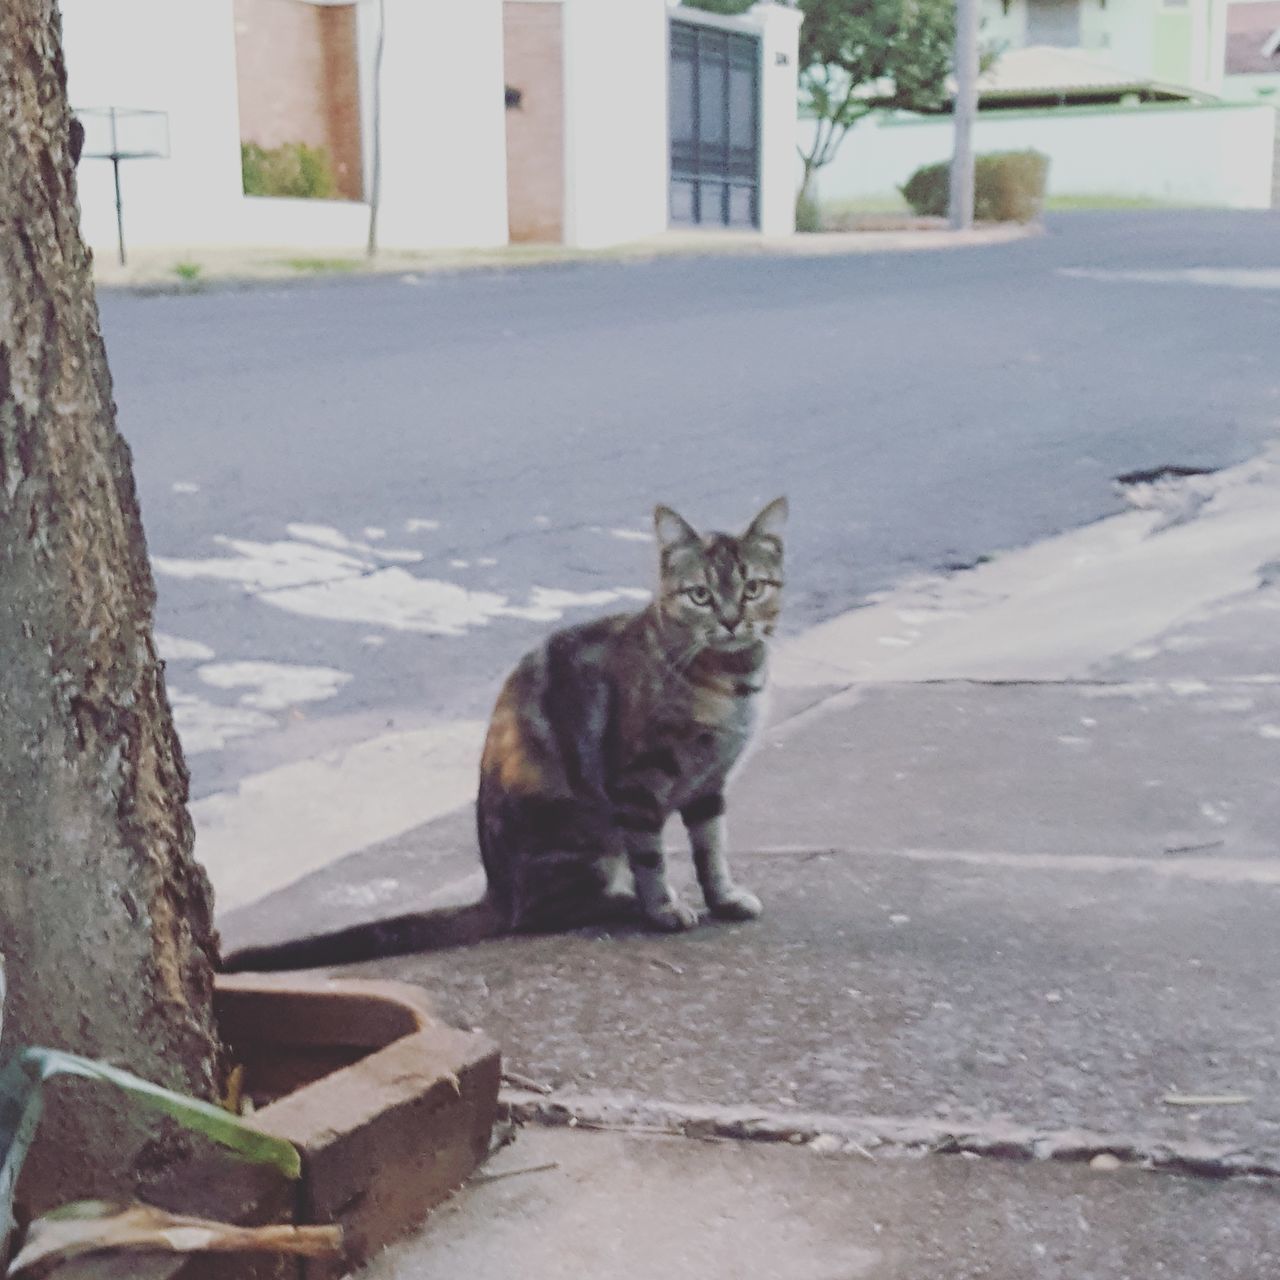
[[645, 896, 700, 932], [707, 887, 763, 922]]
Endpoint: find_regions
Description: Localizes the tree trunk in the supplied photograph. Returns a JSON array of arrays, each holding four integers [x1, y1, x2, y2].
[[0, 0, 222, 1215]]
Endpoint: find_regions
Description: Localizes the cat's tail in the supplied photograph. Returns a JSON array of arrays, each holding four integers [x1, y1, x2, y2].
[[218, 897, 505, 973]]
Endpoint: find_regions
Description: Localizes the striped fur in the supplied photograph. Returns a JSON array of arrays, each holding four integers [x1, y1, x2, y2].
[[478, 496, 786, 934], [220, 498, 785, 971]]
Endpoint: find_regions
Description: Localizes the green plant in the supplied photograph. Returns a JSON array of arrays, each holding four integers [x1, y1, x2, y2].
[[797, 0, 959, 208], [686, 0, 962, 215], [172, 261, 202, 282], [241, 141, 337, 200], [1, 1045, 302, 1267], [900, 149, 1049, 222], [283, 257, 360, 274]]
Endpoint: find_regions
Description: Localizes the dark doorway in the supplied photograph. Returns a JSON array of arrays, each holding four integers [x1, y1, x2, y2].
[[669, 19, 760, 228]]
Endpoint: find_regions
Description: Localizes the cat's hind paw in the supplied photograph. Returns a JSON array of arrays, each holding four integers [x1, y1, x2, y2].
[[707, 887, 763, 922], [645, 897, 700, 932]]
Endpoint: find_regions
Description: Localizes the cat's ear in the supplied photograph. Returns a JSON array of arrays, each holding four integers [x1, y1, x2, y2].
[[654, 505, 700, 549], [745, 496, 788, 541]]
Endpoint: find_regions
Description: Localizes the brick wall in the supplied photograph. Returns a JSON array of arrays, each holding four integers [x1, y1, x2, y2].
[[504, 1, 565, 242], [234, 0, 363, 200]]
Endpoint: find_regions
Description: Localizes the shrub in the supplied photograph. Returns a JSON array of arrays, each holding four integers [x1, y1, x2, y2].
[[900, 149, 1049, 222], [241, 141, 337, 200]]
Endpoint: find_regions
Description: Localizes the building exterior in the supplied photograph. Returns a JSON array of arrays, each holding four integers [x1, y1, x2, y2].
[[1223, 0, 1280, 99], [804, 0, 1276, 211], [968, 43, 1208, 106], [60, 0, 802, 260], [979, 0, 1229, 98], [814, 98, 1277, 208]]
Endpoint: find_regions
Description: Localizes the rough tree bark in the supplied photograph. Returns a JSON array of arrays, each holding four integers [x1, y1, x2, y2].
[[0, 0, 222, 1213]]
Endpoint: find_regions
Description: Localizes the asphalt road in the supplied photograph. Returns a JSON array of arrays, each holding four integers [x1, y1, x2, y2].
[[96, 210, 1280, 799]]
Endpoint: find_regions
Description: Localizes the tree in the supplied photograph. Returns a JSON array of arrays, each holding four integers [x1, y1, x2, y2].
[[685, 0, 956, 211], [0, 0, 222, 1216]]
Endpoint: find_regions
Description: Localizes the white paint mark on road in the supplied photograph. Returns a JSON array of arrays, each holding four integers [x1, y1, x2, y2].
[[511, 586, 650, 622], [156, 633, 215, 662], [1199, 801, 1230, 825], [284, 523, 356, 551], [172, 481, 201, 494], [363, 527, 387, 541], [155, 530, 651, 637], [1080, 682, 1162, 699], [197, 660, 352, 711], [261, 567, 510, 634], [608, 528, 653, 543], [405, 518, 441, 533], [195, 721, 486, 911], [1061, 267, 1280, 291], [287, 522, 424, 563], [322, 878, 403, 910], [170, 690, 275, 754], [155, 535, 364, 591], [1259, 724, 1280, 739]]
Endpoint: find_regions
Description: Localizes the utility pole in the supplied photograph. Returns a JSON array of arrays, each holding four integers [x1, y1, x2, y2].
[[949, 0, 979, 230], [366, 0, 386, 258]]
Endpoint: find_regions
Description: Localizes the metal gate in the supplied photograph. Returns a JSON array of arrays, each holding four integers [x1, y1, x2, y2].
[[669, 19, 761, 228]]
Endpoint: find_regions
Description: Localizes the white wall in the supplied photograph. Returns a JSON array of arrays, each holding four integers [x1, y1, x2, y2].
[[61, 0, 245, 255], [809, 102, 1278, 210], [62, 0, 512, 255], [561, 0, 669, 247], [749, 2, 804, 236], [977, 0, 1228, 95], [1223, 71, 1280, 100], [366, 0, 509, 250], [235, 196, 371, 247]]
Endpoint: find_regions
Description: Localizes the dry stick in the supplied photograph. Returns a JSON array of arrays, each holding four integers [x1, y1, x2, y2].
[[8, 1205, 341, 1280], [501, 1070, 553, 1095], [471, 1161, 560, 1186], [556, 1117, 737, 1145], [1162, 1094, 1251, 1107]]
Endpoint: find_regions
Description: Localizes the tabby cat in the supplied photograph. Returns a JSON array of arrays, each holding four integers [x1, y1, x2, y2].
[[220, 497, 786, 971]]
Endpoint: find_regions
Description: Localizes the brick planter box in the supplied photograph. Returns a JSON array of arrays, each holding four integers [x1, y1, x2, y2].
[[183, 975, 499, 1280]]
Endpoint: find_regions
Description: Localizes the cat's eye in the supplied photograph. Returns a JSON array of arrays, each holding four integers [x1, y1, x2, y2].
[[742, 578, 765, 600], [685, 585, 713, 606]]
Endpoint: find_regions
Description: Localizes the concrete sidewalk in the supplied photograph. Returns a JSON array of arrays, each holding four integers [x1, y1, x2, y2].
[[223, 450, 1280, 1277], [90, 224, 1034, 292]]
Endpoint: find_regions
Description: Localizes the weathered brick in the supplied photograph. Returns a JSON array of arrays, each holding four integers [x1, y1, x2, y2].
[[504, 1, 565, 242]]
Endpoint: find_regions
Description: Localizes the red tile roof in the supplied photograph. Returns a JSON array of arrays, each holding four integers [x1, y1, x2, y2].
[[1226, 1, 1280, 75]]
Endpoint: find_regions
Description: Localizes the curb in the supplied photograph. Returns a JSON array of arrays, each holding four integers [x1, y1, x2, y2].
[[91, 224, 1040, 296], [501, 1090, 1280, 1182], [212, 975, 500, 1279]]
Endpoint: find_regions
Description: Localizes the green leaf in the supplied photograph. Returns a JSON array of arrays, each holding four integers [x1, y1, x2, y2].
[[0, 1058, 43, 1259], [16, 1050, 299, 1181]]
